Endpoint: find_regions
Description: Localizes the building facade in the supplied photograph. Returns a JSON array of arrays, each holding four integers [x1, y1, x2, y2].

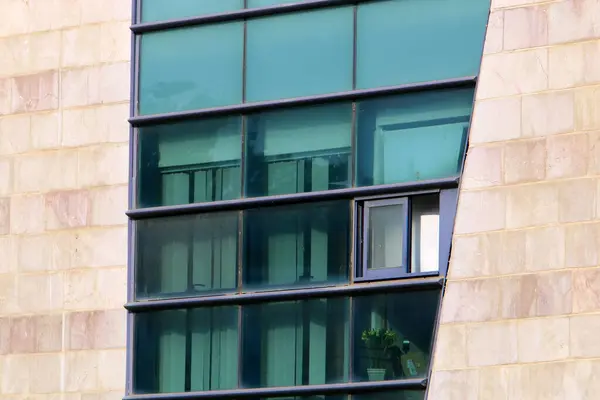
[[0, 0, 600, 399]]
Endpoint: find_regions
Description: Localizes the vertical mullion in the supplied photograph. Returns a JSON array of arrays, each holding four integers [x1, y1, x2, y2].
[[405, 197, 412, 274], [352, 3, 357, 91], [348, 296, 354, 383]]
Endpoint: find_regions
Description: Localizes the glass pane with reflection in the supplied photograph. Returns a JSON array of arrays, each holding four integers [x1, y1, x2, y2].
[[353, 290, 439, 382], [140, 0, 244, 22]]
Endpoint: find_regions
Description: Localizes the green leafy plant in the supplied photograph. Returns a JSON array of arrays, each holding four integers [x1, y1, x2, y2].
[[361, 328, 397, 369]]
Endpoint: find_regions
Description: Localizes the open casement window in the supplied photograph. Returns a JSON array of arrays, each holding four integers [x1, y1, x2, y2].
[[356, 193, 446, 281]]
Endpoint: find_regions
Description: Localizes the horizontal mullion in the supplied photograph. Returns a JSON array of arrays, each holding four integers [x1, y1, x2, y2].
[[129, 77, 476, 126], [125, 276, 443, 311], [133, 0, 364, 34], [124, 378, 426, 400], [127, 176, 458, 219]]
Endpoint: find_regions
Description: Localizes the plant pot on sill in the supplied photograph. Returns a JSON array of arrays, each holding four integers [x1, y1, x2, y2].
[[366, 367, 386, 381]]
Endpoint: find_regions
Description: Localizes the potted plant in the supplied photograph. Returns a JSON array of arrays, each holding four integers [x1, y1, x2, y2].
[[361, 328, 397, 381]]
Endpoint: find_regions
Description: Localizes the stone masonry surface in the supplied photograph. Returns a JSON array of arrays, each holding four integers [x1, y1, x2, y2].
[[0, 0, 130, 399], [428, 0, 600, 398]]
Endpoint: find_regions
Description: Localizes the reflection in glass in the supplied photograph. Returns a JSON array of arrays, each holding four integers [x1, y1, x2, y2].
[[356, 0, 489, 89], [366, 199, 407, 273], [411, 195, 440, 274], [140, 0, 243, 22], [354, 391, 425, 400], [139, 23, 243, 114], [245, 103, 352, 197], [242, 298, 349, 388], [135, 212, 238, 300], [244, 201, 350, 290], [246, 7, 353, 102], [354, 290, 439, 382], [247, 0, 311, 7], [137, 117, 242, 208], [356, 89, 473, 187], [134, 307, 239, 393]]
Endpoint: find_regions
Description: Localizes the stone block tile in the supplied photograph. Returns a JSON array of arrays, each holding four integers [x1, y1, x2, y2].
[[81, 0, 132, 24], [450, 230, 526, 279], [478, 366, 516, 400], [10, 70, 59, 113], [0, 31, 61, 78], [98, 349, 126, 390], [564, 360, 600, 399], [17, 272, 64, 313], [525, 226, 565, 272], [570, 314, 600, 358], [45, 190, 90, 230], [511, 362, 569, 399], [62, 25, 102, 68], [518, 317, 568, 363], [503, 5, 548, 51], [64, 269, 98, 311], [0, 114, 31, 156], [477, 49, 548, 100], [461, 145, 503, 189], [432, 324, 467, 370], [469, 97, 521, 144], [428, 369, 479, 400], [549, 40, 600, 90], [8, 314, 62, 354], [548, 0, 600, 45], [1, 353, 61, 394], [90, 185, 128, 226], [65, 351, 100, 392], [441, 279, 502, 323], [81, 392, 125, 400], [0, 317, 8, 355], [61, 62, 130, 108], [0, 273, 18, 315], [0, 198, 9, 235], [454, 189, 506, 234], [96, 268, 127, 309], [72, 227, 127, 268], [588, 131, 600, 176], [466, 321, 517, 367], [565, 223, 600, 268], [558, 178, 596, 223], [504, 138, 546, 184], [9, 194, 44, 234], [575, 86, 600, 131], [0, 0, 81, 37], [484, 10, 503, 55], [573, 268, 600, 313], [78, 144, 129, 188], [547, 133, 588, 179], [62, 103, 129, 147], [0, 236, 16, 274], [536, 271, 572, 316], [492, 0, 550, 8], [14, 150, 79, 193], [522, 90, 574, 138], [0, 77, 11, 115], [506, 182, 558, 229], [31, 112, 60, 151], [16, 231, 75, 272], [100, 21, 131, 64], [0, 158, 12, 196], [67, 309, 126, 350]]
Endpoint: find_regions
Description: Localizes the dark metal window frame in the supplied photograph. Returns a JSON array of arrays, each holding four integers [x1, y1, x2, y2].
[[127, 0, 478, 399]]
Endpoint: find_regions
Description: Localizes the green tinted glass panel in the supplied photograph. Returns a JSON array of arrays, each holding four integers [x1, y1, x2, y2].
[[137, 117, 242, 208], [354, 392, 425, 400], [353, 290, 439, 382], [245, 103, 352, 197], [247, 0, 309, 6], [356, 0, 489, 89], [244, 201, 350, 290], [246, 7, 353, 102], [140, 0, 243, 22], [135, 212, 238, 300], [242, 298, 349, 388], [139, 23, 243, 115], [133, 307, 239, 393], [356, 89, 473, 186]]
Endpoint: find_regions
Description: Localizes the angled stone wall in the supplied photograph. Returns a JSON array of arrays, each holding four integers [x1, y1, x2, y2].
[[429, 0, 600, 398], [0, 1, 130, 399]]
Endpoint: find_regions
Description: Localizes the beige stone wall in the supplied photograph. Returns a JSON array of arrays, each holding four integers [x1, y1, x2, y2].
[[0, 1, 131, 399], [429, 0, 600, 398]]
